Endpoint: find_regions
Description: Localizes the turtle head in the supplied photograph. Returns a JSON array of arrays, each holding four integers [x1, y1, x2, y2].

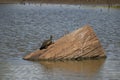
[[50, 35, 53, 40]]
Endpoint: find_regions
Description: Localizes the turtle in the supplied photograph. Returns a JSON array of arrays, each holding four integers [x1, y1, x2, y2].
[[40, 35, 53, 50]]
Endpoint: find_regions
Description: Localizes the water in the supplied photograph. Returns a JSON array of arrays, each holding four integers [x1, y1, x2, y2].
[[0, 3, 120, 80]]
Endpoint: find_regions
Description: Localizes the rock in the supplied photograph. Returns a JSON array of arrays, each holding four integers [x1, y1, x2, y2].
[[23, 25, 106, 61]]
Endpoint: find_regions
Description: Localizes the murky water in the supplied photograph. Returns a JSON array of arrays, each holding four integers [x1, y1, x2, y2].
[[0, 3, 120, 80]]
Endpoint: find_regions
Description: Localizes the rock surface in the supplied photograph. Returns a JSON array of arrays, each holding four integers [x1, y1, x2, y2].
[[23, 25, 106, 61]]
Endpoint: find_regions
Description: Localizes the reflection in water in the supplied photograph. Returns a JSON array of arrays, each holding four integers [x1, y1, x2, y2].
[[40, 59, 105, 80]]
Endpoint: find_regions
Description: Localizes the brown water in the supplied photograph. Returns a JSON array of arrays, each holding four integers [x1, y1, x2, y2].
[[0, 1, 120, 80]]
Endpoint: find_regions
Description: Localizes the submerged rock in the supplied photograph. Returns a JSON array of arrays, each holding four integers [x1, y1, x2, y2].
[[23, 25, 106, 61]]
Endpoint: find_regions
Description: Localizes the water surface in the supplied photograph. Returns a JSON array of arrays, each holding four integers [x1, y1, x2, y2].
[[0, 3, 120, 80]]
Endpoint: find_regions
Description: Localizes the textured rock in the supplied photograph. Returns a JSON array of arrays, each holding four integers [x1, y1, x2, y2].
[[23, 25, 106, 61]]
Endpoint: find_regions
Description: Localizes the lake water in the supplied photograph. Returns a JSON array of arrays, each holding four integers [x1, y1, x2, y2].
[[0, 3, 120, 80]]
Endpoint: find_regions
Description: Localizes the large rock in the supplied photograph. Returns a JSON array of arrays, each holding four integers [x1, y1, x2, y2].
[[23, 25, 106, 61]]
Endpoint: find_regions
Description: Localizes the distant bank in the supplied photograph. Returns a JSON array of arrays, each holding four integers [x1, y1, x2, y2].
[[0, 0, 120, 4]]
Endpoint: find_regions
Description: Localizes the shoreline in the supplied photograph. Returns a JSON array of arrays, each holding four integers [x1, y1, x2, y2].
[[0, 0, 120, 5]]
